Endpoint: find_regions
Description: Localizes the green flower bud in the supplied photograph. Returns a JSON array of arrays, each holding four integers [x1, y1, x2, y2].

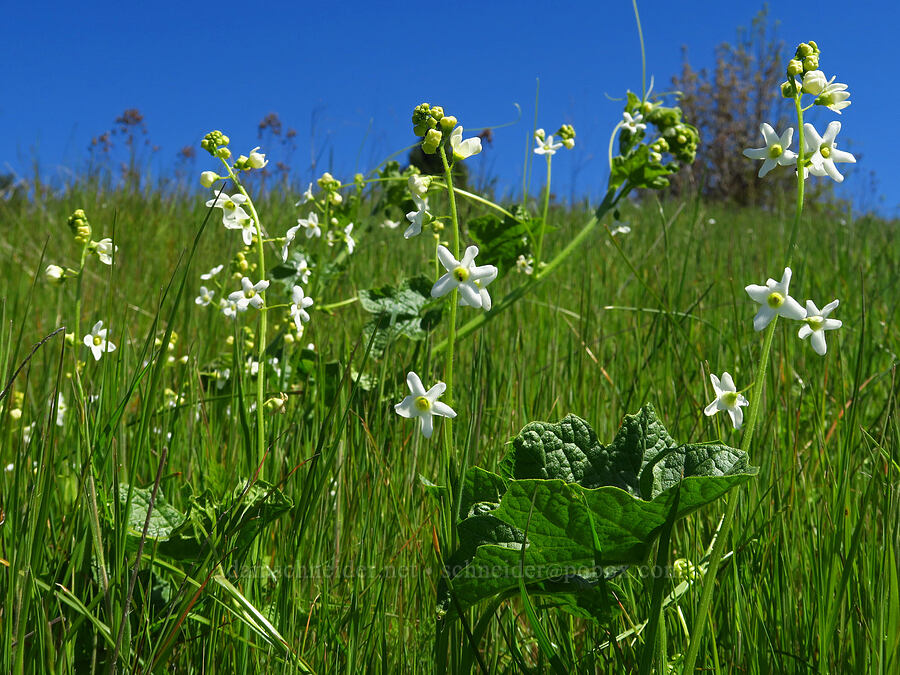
[[45, 264, 65, 284], [234, 154, 250, 170], [787, 59, 803, 77], [781, 79, 799, 98], [429, 106, 444, 122], [556, 123, 576, 142], [422, 128, 443, 154], [803, 54, 819, 71], [439, 115, 457, 132], [200, 170, 219, 188], [797, 42, 813, 58], [412, 103, 435, 136], [353, 173, 365, 189], [808, 40, 819, 53], [66, 209, 92, 245], [215, 147, 231, 159]]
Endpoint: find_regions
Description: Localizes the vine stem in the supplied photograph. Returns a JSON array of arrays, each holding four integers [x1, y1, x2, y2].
[[682, 89, 807, 672], [221, 159, 269, 472]]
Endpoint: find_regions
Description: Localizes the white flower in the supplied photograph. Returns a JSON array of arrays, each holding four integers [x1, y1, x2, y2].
[[206, 192, 249, 228], [815, 79, 851, 113], [621, 112, 647, 134], [45, 264, 65, 283], [4, 463, 13, 472], [382, 218, 401, 229], [55, 392, 67, 427], [449, 126, 482, 161], [431, 245, 498, 310], [296, 183, 315, 205], [290, 285, 314, 325], [611, 224, 631, 236], [704, 372, 749, 430], [248, 147, 268, 169], [296, 212, 321, 239], [343, 223, 356, 254], [95, 238, 118, 265], [408, 174, 432, 198], [534, 128, 546, 141], [394, 371, 457, 439], [404, 195, 429, 239], [200, 264, 224, 280], [195, 286, 215, 306], [804, 121, 856, 183], [215, 368, 231, 390], [293, 255, 312, 284], [515, 254, 534, 275], [83, 320, 117, 361], [534, 134, 563, 156], [282, 223, 302, 261], [200, 171, 219, 188], [228, 277, 269, 312], [742, 123, 797, 178], [22, 422, 35, 444], [745, 267, 807, 331], [798, 299, 842, 356], [220, 297, 239, 319]]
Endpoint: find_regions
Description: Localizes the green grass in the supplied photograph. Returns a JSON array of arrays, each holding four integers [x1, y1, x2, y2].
[[1, 173, 898, 673]]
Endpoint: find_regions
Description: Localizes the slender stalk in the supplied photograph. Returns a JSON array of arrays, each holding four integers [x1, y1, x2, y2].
[[683, 90, 807, 670], [221, 161, 269, 471], [535, 153, 552, 266]]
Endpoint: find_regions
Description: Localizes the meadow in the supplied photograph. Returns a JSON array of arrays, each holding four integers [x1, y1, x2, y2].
[[1, 48, 899, 674]]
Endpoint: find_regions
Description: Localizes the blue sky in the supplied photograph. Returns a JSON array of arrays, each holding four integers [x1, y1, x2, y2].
[[4, 0, 898, 215]]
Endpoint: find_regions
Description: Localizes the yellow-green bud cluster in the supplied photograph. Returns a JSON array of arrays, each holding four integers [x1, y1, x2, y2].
[[556, 124, 576, 149], [317, 171, 340, 191], [789, 41, 820, 77], [412, 102, 460, 154], [422, 128, 443, 154], [201, 130, 231, 159], [66, 209, 92, 245], [644, 106, 699, 164]]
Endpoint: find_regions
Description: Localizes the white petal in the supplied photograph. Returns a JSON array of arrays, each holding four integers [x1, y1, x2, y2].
[[745, 284, 772, 304], [406, 372, 426, 397], [458, 284, 482, 308], [704, 400, 720, 417], [822, 120, 841, 146], [810, 331, 827, 356], [460, 245, 480, 268], [431, 401, 457, 419], [798, 324, 813, 339], [425, 381, 447, 400], [753, 307, 775, 332], [394, 396, 416, 418], [743, 148, 768, 160], [728, 406, 744, 429], [720, 372, 737, 392], [778, 296, 807, 321], [437, 246, 458, 272], [823, 318, 842, 331], [431, 274, 456, 298], [419, 414, 434, 439]]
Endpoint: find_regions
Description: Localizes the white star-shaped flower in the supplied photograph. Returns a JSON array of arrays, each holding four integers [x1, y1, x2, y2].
[[206, 192, 249, 228], [804, 121, 856, 183], [458, 266, 497, 311], [798, 299, 842, 356], [228, 277, 269, 312], [745, 267, 807, 331], [405, 195, 429, 239], [815, 79, 851, 114], [743, 123, 797, 178], [394, 371, 457, 439], [449, 126, 482, 161], [431, 245, 498, 310], [515, 254, 534, 275], [195, 286, 215, 306], [95, 238, 118, 265], [621, 112, 647, 134], [534, 134, 563, 156], [83, 320, 117, 361], [220, 297, 239, 319], [408, 174, 432, 199], [200, 264, 224, 280], [704, 372, 749, 430], [290, 285, 314, 325], [296, 212, 321, 239]]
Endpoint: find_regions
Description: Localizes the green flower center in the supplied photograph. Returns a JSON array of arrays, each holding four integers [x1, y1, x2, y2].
[[93, 336, 103, 346], [414, 396, 431, 412], [225, 200, 235, 210], [768, 143, 783, 158], [806, 315, 824, 331], [819, 145, 831, 159], [453, 266, 469, 283], [722, 391, 739, 407], [766, 291, 785, 308], [245, 289, 256, 298]]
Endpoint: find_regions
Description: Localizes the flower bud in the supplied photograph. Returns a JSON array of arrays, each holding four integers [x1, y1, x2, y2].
[[781, 79, 798, 98], [797, 42, 813, 57], [412, 103, 436, 136], [329, 191, 342, 205], [803, 55, 819, 72], [200, 170, 219, 188], [215, 147, 231, 159], [45, 264, 65, 284], [556, 124, 576, 143], [787, 59, 803, 77], [248, 147, 268, 169], [66, 209, 92, 245], [802, 70, 827, 95], [439, 115, 457, 132], [534, 128, 546, 142], [429, 106, 444, 122], [422, 128, 443, 154], [65, 332, 75, 346]]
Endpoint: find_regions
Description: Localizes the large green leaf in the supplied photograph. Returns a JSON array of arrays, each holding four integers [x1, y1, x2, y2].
[[357, 275, 442, 357], [439, 404, 757, 619], [466, 207, 532, 275]]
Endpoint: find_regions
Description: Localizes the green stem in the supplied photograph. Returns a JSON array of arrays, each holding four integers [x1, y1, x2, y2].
[[222, 161, 268, 471], [535, 153, 552, 266], [786, 94, 806, 267]]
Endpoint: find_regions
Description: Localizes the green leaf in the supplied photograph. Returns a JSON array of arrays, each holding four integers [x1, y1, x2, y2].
[[118, 484, 185, 540], [466, 207, 532, 275], [357, 275, 442, 357], [609, 145, 676, 192], [440, 405, 757, 618]]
